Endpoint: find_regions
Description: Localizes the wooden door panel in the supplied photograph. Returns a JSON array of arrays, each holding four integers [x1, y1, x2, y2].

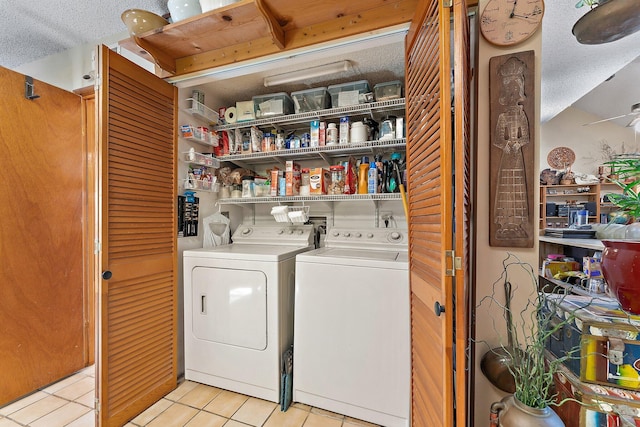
[[0, 67, 85, 405], [453, 0, 472, 424], [406, 0, 471, 423], [97, 45, 178, 427]]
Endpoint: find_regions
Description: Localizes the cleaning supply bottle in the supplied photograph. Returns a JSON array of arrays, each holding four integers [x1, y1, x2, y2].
[[368, 162, 378, 194], [358, 162, 369, 194]]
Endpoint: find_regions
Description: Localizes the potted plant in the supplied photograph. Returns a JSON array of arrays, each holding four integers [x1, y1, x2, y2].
[[482, 254, 581, 426], [600, 155, 640, 314]]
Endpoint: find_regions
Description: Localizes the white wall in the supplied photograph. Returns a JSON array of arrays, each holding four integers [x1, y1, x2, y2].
[[474, 0, 542, 423], [14, 30, 154, 92], [541, 106, 639, 176]]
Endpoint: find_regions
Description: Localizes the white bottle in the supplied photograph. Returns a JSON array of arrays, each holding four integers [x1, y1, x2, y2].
[[327, 123, 338, 145]]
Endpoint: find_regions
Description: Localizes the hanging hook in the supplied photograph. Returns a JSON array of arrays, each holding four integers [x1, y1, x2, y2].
[[25, 76, 40, 100]]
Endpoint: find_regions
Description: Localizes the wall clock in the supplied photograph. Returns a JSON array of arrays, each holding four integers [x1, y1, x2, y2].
[[480, 0, 545, 46]]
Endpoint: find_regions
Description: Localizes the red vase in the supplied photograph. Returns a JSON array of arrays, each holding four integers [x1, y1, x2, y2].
[[601, 240, 640, 314]]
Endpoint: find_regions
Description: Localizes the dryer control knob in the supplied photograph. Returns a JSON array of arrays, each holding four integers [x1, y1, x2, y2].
[[355, 233, 362, 238], [389, 231, 402, 241], [333, 231, 340, 237], [277, 229, 284, 235], [287, 229, 294, 234], [242, 228, 251, 235], [297, 230, 304, 235], [344, 232, 351, 237], [367, 233, 374, 238]]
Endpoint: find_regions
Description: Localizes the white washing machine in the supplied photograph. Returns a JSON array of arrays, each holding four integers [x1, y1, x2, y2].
[[183, 223, 313, 403], [293, 227, 410, 427]]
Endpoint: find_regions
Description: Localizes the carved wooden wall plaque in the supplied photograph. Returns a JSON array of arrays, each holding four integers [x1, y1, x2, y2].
[[489, 50, 535, 248]]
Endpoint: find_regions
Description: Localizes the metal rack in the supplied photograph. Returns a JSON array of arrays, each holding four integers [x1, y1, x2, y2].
[[214, 98, 406, 132]]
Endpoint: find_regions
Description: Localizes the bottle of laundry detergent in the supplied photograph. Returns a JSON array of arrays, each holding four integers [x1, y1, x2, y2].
[[367, 162, 378, 194], [358, 163, 368, 194]]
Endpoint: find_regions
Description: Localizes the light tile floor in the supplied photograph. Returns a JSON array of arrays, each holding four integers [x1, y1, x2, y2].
[[0, 367, 379, 427]]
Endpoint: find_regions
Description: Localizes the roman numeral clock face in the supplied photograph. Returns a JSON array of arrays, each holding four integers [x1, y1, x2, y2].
[[480, 0, 545, 46]]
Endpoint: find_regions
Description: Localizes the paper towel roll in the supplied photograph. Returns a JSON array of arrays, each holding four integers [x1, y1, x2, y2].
[[224, 106, 237, 123]]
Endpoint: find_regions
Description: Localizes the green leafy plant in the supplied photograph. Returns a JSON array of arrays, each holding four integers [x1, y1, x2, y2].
[[605, 156, 640, 219], [480, 254, 582, 409]]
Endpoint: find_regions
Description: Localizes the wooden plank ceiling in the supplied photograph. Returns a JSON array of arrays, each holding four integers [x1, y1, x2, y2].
[[121, 0, 423, 77]]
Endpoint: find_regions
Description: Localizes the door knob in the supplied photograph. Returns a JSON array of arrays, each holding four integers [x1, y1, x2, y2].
[[434, 301, 445, 317], [102, 270, 112, 280]]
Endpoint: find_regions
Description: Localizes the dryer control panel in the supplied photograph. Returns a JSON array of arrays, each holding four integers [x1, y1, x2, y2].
[[325, 227, 408, 250], [231, 224, 314, 247]]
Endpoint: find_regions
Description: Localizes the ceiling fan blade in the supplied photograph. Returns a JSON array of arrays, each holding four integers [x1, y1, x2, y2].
[[583, 113, 630, 126], [627, 116, 640, 128]]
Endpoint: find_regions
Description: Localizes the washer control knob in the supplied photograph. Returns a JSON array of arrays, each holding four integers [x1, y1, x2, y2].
[[333, 231, 340, 237], [355, 232, 362, 238], [297, 230, 304, 235], [287, 229, 294, 234], [344, 232, 351, 237], [367, 233, 374, 238], [242, 228, 251, 235], [389, 231, 402, 241], [277, 229, 284, 235]]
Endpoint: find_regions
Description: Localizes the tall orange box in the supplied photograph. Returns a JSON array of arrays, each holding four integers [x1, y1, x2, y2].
[[285, 161, 301, 196]]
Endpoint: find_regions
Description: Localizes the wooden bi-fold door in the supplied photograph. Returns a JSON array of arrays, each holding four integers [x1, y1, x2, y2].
[[96, 45, 178, 427], [405, 0, 472, 425]]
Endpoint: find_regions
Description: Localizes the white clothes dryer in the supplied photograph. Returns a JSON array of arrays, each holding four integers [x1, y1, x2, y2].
[[183, 224, 313, 402], [293, 227, 410, 427]]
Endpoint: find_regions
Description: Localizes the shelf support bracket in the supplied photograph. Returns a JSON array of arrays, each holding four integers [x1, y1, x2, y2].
[[255, 0, 285, 49]]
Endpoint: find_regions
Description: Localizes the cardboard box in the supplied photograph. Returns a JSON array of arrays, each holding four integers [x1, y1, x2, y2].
[[542, 260, 580, 278], [286, 161, 301, 196], [309, 167, 328, 195], [583, 257, 603, 278], [270, 169, 280, 197]]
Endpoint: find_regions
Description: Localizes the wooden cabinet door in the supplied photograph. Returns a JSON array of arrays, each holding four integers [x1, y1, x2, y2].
[[406, 0, 471, 425], [0, 66, 85, 405], [96, 46, 178, 427]]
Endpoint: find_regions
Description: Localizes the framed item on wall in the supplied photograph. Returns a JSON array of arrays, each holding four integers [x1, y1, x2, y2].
[[489, 50, 535, 248]]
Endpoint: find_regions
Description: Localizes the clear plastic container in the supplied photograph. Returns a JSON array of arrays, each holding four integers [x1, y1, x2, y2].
[[252, 92, 294, 118], [327, 80, 371, 107], [241, 176, 255, 198], [329, 165, 345, 195], [291, 87, 331, 113], [373, 81, 403, 101]]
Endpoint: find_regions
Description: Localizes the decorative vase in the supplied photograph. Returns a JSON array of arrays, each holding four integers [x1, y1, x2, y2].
[[167, 0, 202, 22], [601, 240, 640, 314], [490, 395, 564, 426]]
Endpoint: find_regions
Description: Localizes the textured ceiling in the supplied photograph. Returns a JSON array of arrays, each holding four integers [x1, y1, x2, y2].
[[0, 1, 168, 69], [541, 1, 640, 123], [0, 1, 639, 124]]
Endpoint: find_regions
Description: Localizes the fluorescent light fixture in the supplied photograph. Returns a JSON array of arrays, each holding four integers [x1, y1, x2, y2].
[[263, 60, 352, 87]]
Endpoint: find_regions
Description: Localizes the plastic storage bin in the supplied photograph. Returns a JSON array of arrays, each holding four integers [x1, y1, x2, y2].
[[291, 87, 331, 113], [252, 92, 294, 118], [327, 80, 371, 107], [373, 81, 403, 101]]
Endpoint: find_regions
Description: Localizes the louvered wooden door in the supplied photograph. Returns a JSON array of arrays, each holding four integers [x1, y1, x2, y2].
[[96, 46, 178, 427], [406, 0, 471, 425]]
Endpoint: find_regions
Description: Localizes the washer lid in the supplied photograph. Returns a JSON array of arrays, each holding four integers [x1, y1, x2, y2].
[[317, 248, 400, 261], [296, 247, 408, 269], [184, 244, 312, 261]]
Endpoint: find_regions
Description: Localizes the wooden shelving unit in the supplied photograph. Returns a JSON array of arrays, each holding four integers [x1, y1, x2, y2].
[[539, 183, 623, 229]]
